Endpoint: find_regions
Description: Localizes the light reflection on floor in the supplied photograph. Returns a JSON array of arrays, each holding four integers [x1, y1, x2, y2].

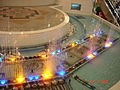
[[19, 15, 120, 90]]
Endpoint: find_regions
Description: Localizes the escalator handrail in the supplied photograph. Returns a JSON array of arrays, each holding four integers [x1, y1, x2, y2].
[[105, 0, 120, 25], [107, 0, 120, 18], [104, 0, 119, 26]]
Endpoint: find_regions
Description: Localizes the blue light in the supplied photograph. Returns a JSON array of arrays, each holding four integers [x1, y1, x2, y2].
[[109, 41, 113, 45], [57, 50, 61, 54], [76, 41, 79, 44], [93, 52, 97, 56], [58, 71, 66, 76], [27, 75, 40, 81], [34, 76, 40, 80], [81, 39, 85, 42], [93, 34, 96, 36], [99, 31, 103, 34], [52, 51, 56, 55], [28, 76, 33, 81], [0, 58, 3, 62], [86, 56, 91, 60], [96, 32, 99, 36], [86, 54, 95, 60], [0, 80, 7, 85]]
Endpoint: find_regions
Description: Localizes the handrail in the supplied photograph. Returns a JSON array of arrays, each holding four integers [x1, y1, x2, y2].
[[107, 0, 120, 18], [104, 0, 120, 26]]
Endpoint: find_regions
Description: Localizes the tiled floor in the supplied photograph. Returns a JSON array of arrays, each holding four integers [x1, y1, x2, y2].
[[19, 15, 120, 90], [67, 15, 120, 90]]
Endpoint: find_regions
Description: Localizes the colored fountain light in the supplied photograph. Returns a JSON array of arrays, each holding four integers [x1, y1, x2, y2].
[[58, 70, 66, 76], [0, 80, 7, 85], [57, 50, 61, 53], [81, 39, 85, 42], [109, 41, 113, 45], [42, 71, 52, 79], [92, 52, 97, 56], [70, 42, 77, 47], [76, 41, 79, 44], [41, 55, 47, 58], [89, 35, 95, 38], [16, 76, 25, 83], [28, 76, 33, 81], [27, 75, 40, 81], [86, 54, 95, 60], [34, 75, 40, 80], [52, 51, 56, 56], [93, 34, 96, 36], [99, 30, 103, 35], [52, 50, 61, 55], [0, 58, 3, 62], [8, 57, 16, 62], [104, 41, 113, 48]]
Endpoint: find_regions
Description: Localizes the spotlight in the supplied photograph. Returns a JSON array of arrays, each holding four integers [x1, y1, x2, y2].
[[89, 35, 95, 38], [104, 41, 113, 48], [41, 55, 47, 58], [27, 75, 40, 81], [58, 70, 66, 76], [93, 52, 97, 56], [0, 58, 3, 62], [93, 34, 96, 36], [27, 76, 33, 81], [42, 72, 52, 79], [81, 39, 85, 42], [0, 80, 7, 85], [52, 51, 56, 56], [99, 30, 103, 35], [9, 58, 16, 62], [86, 54, 95, 60], [109, 41, 113, 45], [16, 76, 25, 83], [75, 41, 79, 44], [56, 50, 61, 54], [70, 42, 77, 47], [57, 50, 61, 53], [34, 76, 40, 80]]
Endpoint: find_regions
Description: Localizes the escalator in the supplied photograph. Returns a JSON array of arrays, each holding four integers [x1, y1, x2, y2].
[[104, 0, 120, 25], [94, 0, 120, 26]]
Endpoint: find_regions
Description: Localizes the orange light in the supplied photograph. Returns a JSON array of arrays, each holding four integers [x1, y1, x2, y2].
[[70, 43, 77, 47], [105, 43, 111, 48], [87, 54, 95, 60], [42, 71, 52, 79], [89, 54, 95, 58], [16, 76, 25, 83], [9, 58, 16, 62], [89, 35, 94, 38], [41, 55, 47, 58]]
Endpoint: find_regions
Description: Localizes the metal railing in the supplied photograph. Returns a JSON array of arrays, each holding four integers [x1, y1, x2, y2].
[[93, 0, 120, 26], [104, 0, 120, 26]]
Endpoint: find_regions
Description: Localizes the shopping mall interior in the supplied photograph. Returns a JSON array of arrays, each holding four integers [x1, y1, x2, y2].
[[0, 0, 120, 90]]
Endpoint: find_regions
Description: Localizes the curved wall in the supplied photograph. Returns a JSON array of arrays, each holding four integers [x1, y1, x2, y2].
[[0, 0, 56, 6], [0, 7, 70, 48], [0, 24, 69, 48]]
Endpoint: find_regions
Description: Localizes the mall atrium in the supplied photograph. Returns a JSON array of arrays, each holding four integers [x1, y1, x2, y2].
[[0, 0, 120, 90]]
